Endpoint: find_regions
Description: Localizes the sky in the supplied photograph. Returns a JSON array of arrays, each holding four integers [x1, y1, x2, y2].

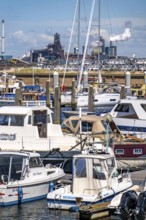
[[0, 0, 146, 59]]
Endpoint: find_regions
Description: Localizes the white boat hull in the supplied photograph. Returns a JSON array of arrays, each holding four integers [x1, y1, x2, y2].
[[77, 93, 120, 108], [113, 117, 146, 139], [47, 181, 133, 211], [0, 182, 49, 206], [0, 173, 64, 206]]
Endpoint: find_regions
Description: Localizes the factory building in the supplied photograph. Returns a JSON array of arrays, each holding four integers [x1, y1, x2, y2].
[[91, 36, 117, 60], [30, 33, 64, 63], [105, 41, 117, 58]]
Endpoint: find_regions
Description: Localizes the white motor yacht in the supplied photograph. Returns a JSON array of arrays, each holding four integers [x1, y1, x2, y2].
[[0, 151, 65, 206], [47, 149, 133, 211]]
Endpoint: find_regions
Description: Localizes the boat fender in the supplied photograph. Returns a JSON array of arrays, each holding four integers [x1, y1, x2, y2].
[[49, 181, 54, 192], [18, 186, 23, 203], [69, 206, 80, 212]]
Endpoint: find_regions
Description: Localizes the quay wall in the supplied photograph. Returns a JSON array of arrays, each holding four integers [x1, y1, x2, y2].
[[1, 68, 145, 87]]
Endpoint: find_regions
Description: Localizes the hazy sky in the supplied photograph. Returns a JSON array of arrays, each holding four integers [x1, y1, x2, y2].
[[0, 0, 146, 58]]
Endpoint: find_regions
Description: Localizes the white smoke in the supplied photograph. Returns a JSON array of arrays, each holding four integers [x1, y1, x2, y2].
[[110, 21, 132, 42], [110, 28, 131, 42]]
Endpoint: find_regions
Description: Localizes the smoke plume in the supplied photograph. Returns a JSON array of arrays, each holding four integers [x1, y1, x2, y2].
[[110, 21, 132, 42]]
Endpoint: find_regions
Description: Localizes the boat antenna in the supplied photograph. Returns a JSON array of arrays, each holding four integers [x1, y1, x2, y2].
[[77, 0, 96, 92], [22, 137, 24, 150], [97, 0, 102, 88], [61, 0, 79, 90]]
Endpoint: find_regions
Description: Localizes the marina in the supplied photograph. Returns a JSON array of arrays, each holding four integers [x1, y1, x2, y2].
[[0, 170, 146, 220], [0, 0, 146, 219]]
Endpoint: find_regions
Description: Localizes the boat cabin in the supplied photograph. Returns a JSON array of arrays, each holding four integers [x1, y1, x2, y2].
[[0, 106, 53, 138], [0, 105, 76, 152], [110, 99, 146, 120], [62, 115, 122, 141], [72, 153, 118, 195], [0, 151, 43, 184]]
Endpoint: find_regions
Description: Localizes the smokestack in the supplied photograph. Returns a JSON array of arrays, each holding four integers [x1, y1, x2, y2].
[[1, 19, 5, 55], [110, 41, 112, 47]]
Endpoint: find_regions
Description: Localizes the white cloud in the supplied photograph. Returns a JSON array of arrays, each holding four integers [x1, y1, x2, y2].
[[6, 30, 54, 57]]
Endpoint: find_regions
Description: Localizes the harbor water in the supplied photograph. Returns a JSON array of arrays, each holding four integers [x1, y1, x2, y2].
[[0, 199, 78, 220], [0, 199, 111, 220]]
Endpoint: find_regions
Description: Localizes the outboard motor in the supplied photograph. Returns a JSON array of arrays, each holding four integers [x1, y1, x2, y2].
[[117, 190, 138, 220], [133, 191, 146, 220]]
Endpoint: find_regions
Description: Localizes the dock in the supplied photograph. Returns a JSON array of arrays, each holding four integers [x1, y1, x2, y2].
[[131, 169, 146, 186]]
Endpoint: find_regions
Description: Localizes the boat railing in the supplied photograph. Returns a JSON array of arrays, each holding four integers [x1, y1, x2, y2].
[[83, 185, 110, 195], [45, 163, 60, 169], [0, 174, 8, 184], [23, 100, 46, 107]]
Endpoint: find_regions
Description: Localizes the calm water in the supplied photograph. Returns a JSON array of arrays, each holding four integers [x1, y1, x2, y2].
[[0, 198, 111, 220], [0, 199, 79, 220]]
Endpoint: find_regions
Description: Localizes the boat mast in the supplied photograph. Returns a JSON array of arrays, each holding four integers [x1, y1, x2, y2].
[[77, 0, 96, 92], [61, 0, 79, 90], [97, 0, 102, 88], [77, 0, 80, 63]]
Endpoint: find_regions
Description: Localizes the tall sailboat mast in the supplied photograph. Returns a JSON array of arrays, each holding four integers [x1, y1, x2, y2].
[[77, 0, 80, 62], [97, 0, 102, 87], [77, 0, 96, 92], [61, 0, 79, 89]]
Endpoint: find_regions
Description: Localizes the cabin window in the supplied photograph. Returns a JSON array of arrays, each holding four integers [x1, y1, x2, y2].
[[106, 158, 115, 177], [28, 115, 31, 124], [10, 115, 24, 126], [0, 156, 10, 182], [133, 149, 142, 155], [141, 104, 146, 112], [10, 156, 24, 181], [0, 115, 9, 125], [47, 114, 51, 123], [0, 155, 25, 183], [29, 157, 43, 168], [81, 122, 93, 132], [110, 99, 116, 101], [70, 120, 79, 128], [74, 158, 87, 178], [33, 110, 47, 126], [114, 104, 129, 112], [93, 159, 105, 180], [115, 149, 124, 155]]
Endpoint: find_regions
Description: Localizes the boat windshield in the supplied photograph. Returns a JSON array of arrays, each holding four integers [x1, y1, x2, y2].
[[29, 157, 43, 168], [141, 104, 146, 112], [0, 154, 26, 183], [106, 157, 116, 177], [74, 158, 87, 178], [114, 104, 129, 112], [0, 114, 25, 126], [93, 159, 106, 180]]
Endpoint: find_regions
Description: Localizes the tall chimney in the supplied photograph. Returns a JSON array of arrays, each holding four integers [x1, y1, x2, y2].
[[110, 41, 112, 47], [1, 19, 5, 55]]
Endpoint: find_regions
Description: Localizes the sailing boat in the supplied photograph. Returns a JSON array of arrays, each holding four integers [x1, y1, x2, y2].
[[76, 0, 120, 113], [61, 0, 120, 112]]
